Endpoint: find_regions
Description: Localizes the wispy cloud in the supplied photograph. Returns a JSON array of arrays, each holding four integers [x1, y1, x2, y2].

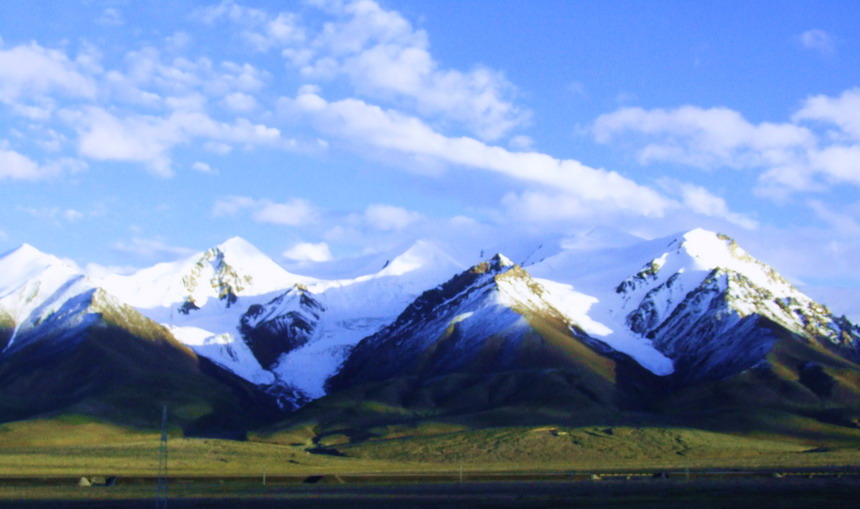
[[204, 0, 528, 141], [282, 241, 333, 262], [17, 205, 85, 223], [800, 29, 836, 56], [111, 236, 195, 260], [282, 89, 671, 220], [362, 203, 423, 231], [0, 148, 44, 180], [673, 182, 758, 230], [593, 91, 860, 197], [0, 42, 97, 105], [0, 146, 84, 181], [191, 161, 216, 174], [63, 106, 282, 177], [213, 195, 319, 226], [96, 8, 124, 27]]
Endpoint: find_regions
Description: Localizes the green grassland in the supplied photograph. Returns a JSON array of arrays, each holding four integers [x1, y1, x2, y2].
[[1, 412, 859, 508], [2, 414, 859, 479]]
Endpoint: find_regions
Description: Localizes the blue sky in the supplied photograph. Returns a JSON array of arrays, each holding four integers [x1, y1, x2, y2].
[[1, 0, 859, 291]]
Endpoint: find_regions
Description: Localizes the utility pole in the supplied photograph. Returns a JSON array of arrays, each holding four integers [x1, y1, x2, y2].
[[155, 406, 168, 509]]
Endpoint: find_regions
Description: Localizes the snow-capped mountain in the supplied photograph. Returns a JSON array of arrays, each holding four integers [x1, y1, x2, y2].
[[272, 239, 468, 398], [326, 253, 620, 393], [529, 228, 860, 384], [0, 244, 282, 429], [0, 244, 93, 353], [1, 228, 859, 428], [100, 236, 314, 310], [102, 236, 468, 401]]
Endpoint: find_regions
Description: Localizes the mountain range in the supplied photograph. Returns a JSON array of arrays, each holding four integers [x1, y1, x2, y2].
[[1, 228, 859, 439]]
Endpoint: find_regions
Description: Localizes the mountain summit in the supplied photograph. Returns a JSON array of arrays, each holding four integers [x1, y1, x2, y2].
[[609, 229, 860, 383], [1, 231, 859, 435], [327, 253, 617, 392]]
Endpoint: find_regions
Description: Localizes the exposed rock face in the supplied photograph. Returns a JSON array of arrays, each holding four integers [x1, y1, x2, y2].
[[326, 255, 617, 394], [240, 285, 325, 369], [615, 232, 860, 384], [181, 246, 253, 310]]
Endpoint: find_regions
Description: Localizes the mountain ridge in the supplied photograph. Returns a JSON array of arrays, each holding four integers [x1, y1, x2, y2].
[[1, 228, 859, 435]]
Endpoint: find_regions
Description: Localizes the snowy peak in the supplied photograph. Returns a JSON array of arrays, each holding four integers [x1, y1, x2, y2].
[[181, 245, 252, 308], [487, 253, 515, 271], [0, 243, 80, 294], [0, 243, 88, 340], [187, 236, 313, 301], [2, 283, 171, 358], [679, 229, 792, 289], [399, 253, 521, 326], [101, 237, 310, 310], [615, 229, 860, 382], [373, 239, 466, 279], [616, 229, 794, 307], [325, 255, 594, 392], [217, 235, 262, 254]]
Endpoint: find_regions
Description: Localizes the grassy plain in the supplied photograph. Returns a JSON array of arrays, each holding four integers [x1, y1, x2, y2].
[[2, 415, 860, 478], [2, 415, 860, 507]]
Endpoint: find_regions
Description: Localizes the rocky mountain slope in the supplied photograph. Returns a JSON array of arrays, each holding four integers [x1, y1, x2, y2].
[[1, 228, 859, 433], [327, 254, 615, 390], [0, 254, 280, 433], [530, 229, 860, 385]]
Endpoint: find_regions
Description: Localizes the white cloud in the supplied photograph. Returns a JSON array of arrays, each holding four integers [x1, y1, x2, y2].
[[201, 1, 305, 51], [675, 183, 758, 230], [593, 93, 860, 196], [285, 90, 670, 219], [0, 146, 81, 181], [204, 0, 526, 140], [223, 91, 257, 111], [508, 135, 534, 150], [96, 8, 124, 26], [0, 148, 43, 180], [304, 0, 527, 141], [216, 61, 269, 94], [68, 107, 177, 176], [800, 29, 835, 55], [212, 195, 319, 225], [0, 42, 97, 105], [501, 190, 597, 223], [793, 88, 860, 141], [247, 12, 306, 51], [102, 47, 268, 109], [593, 105, 814, 170], [254, 199, 317, 225], [282, 241, 333, 262], [65, 106, 282, 176], [364, 203, 422, 230], [808, 145, 860, 185], [192, 161, 216, 174]]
